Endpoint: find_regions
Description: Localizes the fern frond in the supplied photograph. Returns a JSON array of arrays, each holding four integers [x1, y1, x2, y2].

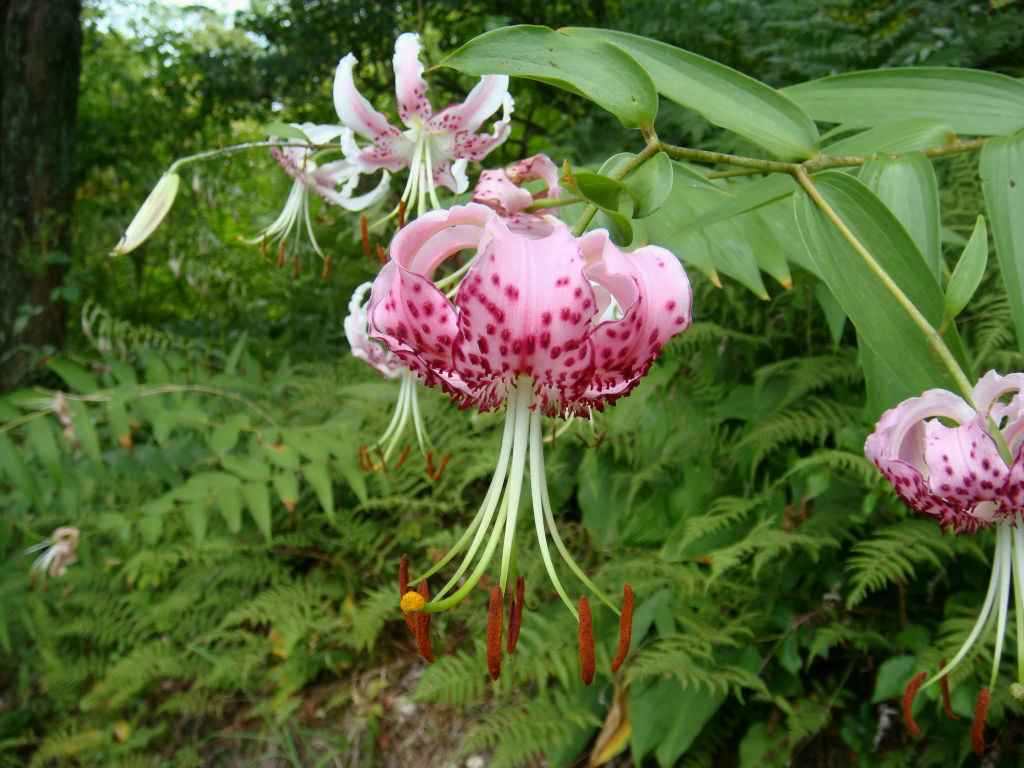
[[844, 520, 986, 607], [709, 516, 838, 582], [413, 650, 489, 707]]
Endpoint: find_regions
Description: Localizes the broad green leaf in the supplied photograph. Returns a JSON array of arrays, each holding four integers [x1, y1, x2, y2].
[[210, 419, 243, 457], [182, 503, 208, 547], [814, 284, 847, 349], [222, 453, 268, 481], [943, 215, 988, 328], [261, 121, 309, 141], [215, 486, 242, 533], [137, 515, 163, 545], [567, 28, 819, 160], [784, 68, 1024, 135], [242, 481, 272, 541], [442, 26, 657, 129], [177, 471, 240, 501], [47, 358, 98, 392], [0, 431, 42, 510], [670, 174, 797, 235], [272, 471, 299, 510], [980, 134, 1024, 356], [571, 171, 639, 212], [260, 440, 301, 469], [282, 428, 329, 462], [871, 655, 918, 703], [303, 462, 335, 524], [66, 400, 101, 466], [105, 400, 131, 452], [821, 119, 956, 157], [599, 152, 674, 217], [148, 408, 176, 444], [224, 331, 248, 375], [793, 172, 966, 403], [861, 153, 941, 279], [26, 417, 62, 486], [593, 208, 634, 248], [338, 455, 368, 506]]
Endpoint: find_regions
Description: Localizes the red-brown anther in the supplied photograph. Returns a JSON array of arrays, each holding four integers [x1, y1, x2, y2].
[[425, 451, 451, 481], [610, 584, 634, 672], [414, 580, 434, 662], [358, 444, 373, 471], [507, 575, 525, 654], [486, 586, 504, 680], [321, 254, 331, 281], [291, 251, 300, 279], [393, 445, 411, 470], [375, 243, 388, 265], [939, 659, 958, 721], [971, 687, 990, 756], [398, 555, 416, 632], [375, 445, 387, 470], [398, 199, 406, 229], [276, 241, 286, 269], [902, 671, 927, 736], [360, 215, 370, 255], [578, 596, 595, 686]]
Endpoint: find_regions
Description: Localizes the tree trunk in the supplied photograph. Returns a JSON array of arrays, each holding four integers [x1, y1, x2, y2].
[[0, 0, 82, 392]]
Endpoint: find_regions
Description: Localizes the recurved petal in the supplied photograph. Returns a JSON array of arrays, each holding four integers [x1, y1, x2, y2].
[[367, 260, 460, 379], [393, 33, 433, 126], [334, 53, 404, 142], [972, 370, 1024, 415], [388, 203, 494, 277], [865, 389, 976, 468], [505, 154, 562, 199], [452, 218, 596, 412], [581, 231, 691, 402], [473, 169, 534, 215], [923, 418, 1008, 504], [318, 169, 392, 212], [427, 76, 511, 137], [344, 282, 404, 379]]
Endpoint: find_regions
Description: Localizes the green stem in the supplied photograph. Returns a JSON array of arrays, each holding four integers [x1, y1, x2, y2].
[[168, 141, 323, 173], [793, 167, 975, 402]]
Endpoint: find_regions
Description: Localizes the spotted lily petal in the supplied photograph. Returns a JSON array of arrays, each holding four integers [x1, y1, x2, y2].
[[333, 53, 405, 145], [394, 32, 432, 126]]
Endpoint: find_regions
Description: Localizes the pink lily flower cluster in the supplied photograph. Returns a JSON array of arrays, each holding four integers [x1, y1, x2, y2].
[[866, 370, 1024, 754]]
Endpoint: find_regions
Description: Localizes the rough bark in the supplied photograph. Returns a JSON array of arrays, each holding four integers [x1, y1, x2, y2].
[[0, 0, 82, 391]]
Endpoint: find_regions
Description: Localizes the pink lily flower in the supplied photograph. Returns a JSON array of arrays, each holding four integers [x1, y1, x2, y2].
[[244, 122, 390, 264], [333, 33, 513, 217], [472, 153, 563, 235], [371, 203, 691, 681], [344, 282, 433, 472], [865, 370, 1024, 753]]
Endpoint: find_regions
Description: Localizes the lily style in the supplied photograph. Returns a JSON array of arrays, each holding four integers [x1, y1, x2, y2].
[[865, 370, 1024, 754], [333, 33, 513, 219], [244, 122, 389, 270], [368, 202, 692, 681], [344, 281, 436, 474]]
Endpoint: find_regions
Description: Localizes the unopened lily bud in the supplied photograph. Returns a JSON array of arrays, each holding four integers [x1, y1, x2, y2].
[[111, 171, 180, 255]]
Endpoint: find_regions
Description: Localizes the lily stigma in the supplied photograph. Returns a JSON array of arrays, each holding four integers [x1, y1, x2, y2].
[[333, 32, 513, 221], [243, 122, 389, 274], [368, 200, 692, 681], [865, 370, 1024, 754]]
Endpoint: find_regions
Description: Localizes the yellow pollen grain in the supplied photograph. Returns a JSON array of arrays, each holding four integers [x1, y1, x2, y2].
[[400, 590, 426, 613]]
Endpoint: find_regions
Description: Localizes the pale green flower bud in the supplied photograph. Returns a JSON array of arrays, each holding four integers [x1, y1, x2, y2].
[[110, 171, 180, 255]]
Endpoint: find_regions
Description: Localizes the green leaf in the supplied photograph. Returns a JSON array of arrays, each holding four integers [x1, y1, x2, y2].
[[242, 482, 272, 541], [0, 431, 42, 510], [442, 26, 658, 129], [303, 462, 335, 524], [105, 400, 131, 452], [599, 152, 674, 218], [210, 415, 247, 457], [569, 171, 639, 211], [670, 174, 797, 235], [137, 515, 163, 545], [182, 503, 208, 547], [860, 153, 942, 279], [871, 655, 918, 703], [66, 400, 101, 467], [814, 284, 847, 349], [821, 119, 956, 157], [629, 677, 726, 767], [262, 121, 308, 141], [943, 215, 988, 328], [784, 68, 1024, 136], [272, 470, 299, 510], [793, 172, 965, 404], [593, 208, 634, 247], [224, 331, 248, 375], [567, 28, 819, 160], [215, 486, 242, 533], [222, 453, 268, 481], [26, 417, 62, 487], [47, 358, 99, 392], [980, 133, 1024, 356]]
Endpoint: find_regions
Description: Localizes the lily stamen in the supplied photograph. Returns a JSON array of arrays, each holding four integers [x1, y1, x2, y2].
[[360, 215, 370, 255], [611, 584, 635, 672], [903, 671, 927, 736], [578, 596, 596, 686], [507, 575, 525, 654], [971, 687, 991, 756], [939, 659, 958, 721], [487, 586, 504, 681]]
